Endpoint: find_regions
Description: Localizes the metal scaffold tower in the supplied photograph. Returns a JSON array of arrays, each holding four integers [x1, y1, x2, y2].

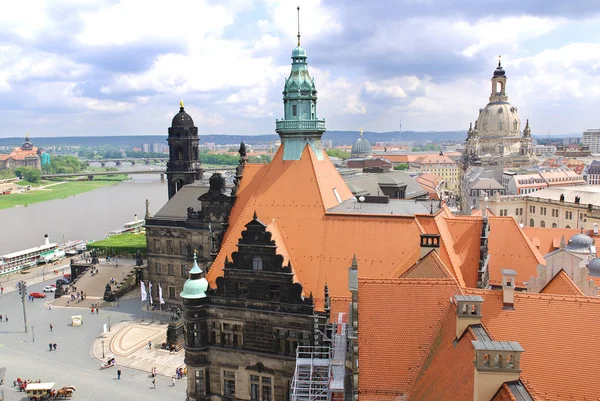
[[290, 315, 347, 401]]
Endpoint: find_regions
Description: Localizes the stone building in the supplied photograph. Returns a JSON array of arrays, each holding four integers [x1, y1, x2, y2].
[[462, 59, 536, 172], [0, 134, 44, 170], [144, 104, 237, 304], [181, 214, 330, 400]]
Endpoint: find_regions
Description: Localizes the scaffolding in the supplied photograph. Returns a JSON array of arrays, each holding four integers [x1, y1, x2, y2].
[[290, 315, 347, 401]]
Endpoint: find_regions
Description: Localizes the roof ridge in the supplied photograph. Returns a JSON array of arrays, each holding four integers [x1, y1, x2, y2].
[[210, 147, 282, 281], [358, 277, 458, 285], [305, 145, 328, 212], [498, 216, 546, 266], [434, 213, 467, 287], [540, 268, 585, 296]]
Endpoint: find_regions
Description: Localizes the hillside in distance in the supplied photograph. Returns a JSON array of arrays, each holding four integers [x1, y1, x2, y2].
[[0, 130, 468, 148], [0, 129, 573, 148]]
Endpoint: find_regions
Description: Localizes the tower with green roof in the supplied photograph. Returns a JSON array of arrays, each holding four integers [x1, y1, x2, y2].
[[275, 6, 326, 161]]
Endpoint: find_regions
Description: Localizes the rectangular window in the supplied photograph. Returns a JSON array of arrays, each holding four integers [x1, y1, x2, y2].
[[292, 105, 297, 117], [167, 240, 173, 254], [223, 371, 236, 397], [155, 262, 161, 274], [168, 264, 174, 276], [332, 188, 342, 204], [269, 285, 280, 302], [154, 239, 161, 252], [181, 264, 188, 277], [250, 375, 273, 401], [237, 282, 248, 299], [168, 286, 176, 299], [195, 369, 205, 394]]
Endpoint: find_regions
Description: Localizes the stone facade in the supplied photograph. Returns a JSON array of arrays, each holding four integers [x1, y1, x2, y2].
[[182, 214, 328, 401]]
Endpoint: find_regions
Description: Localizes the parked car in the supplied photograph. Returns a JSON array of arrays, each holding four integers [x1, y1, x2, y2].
[[43, 285, 56, 292], [30, 292, 46, 299], [56, 279, 69, 287]]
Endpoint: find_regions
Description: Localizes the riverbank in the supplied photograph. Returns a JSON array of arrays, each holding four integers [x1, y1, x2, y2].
[[0, 175, 130, 210]]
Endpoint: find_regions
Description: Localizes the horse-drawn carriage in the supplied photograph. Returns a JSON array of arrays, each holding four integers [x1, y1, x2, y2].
[[25, 383, 76, 400]]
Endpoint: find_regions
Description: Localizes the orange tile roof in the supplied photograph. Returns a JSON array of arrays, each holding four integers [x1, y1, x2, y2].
[[401, 250, 453, 279], [208, 144, 542, 310], [466, 288, 600, 400], [410, 313, 477, 401], [491, 383, 519, 401], [358, 278, 459, 397], [522, 227, 599, 255], [416, 154, 456, 165], [540, 269, 584, 296], [487, 217, 545, 287], [416, 173, 443, 199]]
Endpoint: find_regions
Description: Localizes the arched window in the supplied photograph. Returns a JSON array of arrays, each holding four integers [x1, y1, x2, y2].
[[552, 223, 557, 228], [566, 225, 571, 229], [540, 221, 546, 228], [252, 256, 263, 271], [529, 219, 534, 227]]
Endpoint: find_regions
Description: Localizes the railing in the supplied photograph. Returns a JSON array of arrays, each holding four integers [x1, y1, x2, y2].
[[276, 119, 326, 131]]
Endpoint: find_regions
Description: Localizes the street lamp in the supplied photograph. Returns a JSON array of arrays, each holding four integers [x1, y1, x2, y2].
[[102, 340, 105, 358], [108, 316, 111, 332]]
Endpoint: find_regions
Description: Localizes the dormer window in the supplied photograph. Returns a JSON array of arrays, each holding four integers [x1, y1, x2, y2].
[[252, 256, 263, 271], [292, 105, 297, 117]]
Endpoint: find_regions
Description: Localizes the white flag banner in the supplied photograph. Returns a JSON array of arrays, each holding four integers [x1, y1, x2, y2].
[[158, 283, 165, 305], [140, 280, 147, 302], [148, 281, 153, 305]]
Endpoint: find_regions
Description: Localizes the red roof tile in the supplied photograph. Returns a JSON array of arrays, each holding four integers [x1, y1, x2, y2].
[[358, 278, 459, 396], [540, 269, 584, 296]]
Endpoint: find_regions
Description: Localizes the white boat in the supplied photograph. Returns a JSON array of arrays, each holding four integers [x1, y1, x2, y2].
[[0, 235, 61, 276]]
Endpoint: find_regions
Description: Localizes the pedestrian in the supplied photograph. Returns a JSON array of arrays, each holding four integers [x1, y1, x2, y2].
[[49, 324, 53, 332], [172, 376, 175, 386], [91, 307, 94, 314], [117, 369, 121, 380], [148, 340, 152, 349], [1, 286, 3, 294], [5, 315, 7, 322], [48, 304, 52, 310], [152, 378, 156, 388], [53, 343, 57, 351], [96, 306, 99, 314], [0, 314, 3, 321], [48, 343, 53, 352]]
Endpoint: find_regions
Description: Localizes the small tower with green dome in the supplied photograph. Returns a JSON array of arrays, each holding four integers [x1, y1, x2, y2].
[[275, 6, 326, 161], [181, 252, 211, 400]]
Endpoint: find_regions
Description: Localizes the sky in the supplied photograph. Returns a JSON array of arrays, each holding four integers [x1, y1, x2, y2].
[[1, 0, 600, 138]]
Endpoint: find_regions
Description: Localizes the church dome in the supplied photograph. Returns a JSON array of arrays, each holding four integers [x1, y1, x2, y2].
[[588, 258, 600, 277], [171, 100, 194, 128], [351, 132, 372, 159], [566, 233, 594, 254], [292, 45, 307, 58], [475, 101, 521, 155], [180, 254, 208, 299], [493, 60, 506, 78]]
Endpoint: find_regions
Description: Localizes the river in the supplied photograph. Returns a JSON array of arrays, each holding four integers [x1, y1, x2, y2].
[[0, 165, 168, 255]]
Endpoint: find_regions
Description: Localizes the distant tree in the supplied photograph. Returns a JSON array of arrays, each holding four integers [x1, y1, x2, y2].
[[14, 166, 26, 179], [393, 163, 409, 171], [326, 149, 351, 160], [22, 167, 42, 183], [42, 155, 86, 174]]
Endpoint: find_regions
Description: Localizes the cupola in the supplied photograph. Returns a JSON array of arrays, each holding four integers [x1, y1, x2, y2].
[[275, 6, 326, 161], [180, 253, 209, 299]]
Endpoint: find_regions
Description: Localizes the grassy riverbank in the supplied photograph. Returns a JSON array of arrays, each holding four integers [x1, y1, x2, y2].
[[0, 175, 130, 210], [88, 232, 147, 255]]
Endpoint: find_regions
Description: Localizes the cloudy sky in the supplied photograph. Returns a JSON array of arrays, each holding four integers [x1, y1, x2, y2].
[[1, 0, 600, 138]]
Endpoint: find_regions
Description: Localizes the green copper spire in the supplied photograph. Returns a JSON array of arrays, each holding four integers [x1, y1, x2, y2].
[[275, 6, 326, 161], [180, 252, 208, 299]]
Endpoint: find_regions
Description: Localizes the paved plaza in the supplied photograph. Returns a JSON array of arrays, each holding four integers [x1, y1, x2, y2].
[[0, 260, 186, 401]]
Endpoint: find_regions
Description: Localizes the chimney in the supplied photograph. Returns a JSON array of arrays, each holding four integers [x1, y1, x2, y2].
[[420, 234, 441, 258], [44, 234, 49, 246], [454, 294, 484, 339], [501, 269, 517, 309], [472, 340, 524, 401]]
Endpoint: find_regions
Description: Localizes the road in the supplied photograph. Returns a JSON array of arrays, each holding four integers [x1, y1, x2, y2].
[[0, 276, 186, 401]]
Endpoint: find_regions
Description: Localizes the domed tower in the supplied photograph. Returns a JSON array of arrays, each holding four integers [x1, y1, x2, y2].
[[275, 7, 326, 161], [166, 100, 203, 199], [180, 253, 211, 400], [475, 56, 522, 156], [350, 128, 372, 159]]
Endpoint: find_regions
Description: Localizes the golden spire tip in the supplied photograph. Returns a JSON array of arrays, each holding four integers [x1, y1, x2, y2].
[[180, 99, 184, 109]]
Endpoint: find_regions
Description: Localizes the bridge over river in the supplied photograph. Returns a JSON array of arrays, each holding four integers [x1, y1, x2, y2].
[[42, 167, 233, 180]]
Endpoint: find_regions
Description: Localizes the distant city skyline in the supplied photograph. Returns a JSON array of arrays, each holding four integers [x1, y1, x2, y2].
[[1, 1, 600, 138]]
